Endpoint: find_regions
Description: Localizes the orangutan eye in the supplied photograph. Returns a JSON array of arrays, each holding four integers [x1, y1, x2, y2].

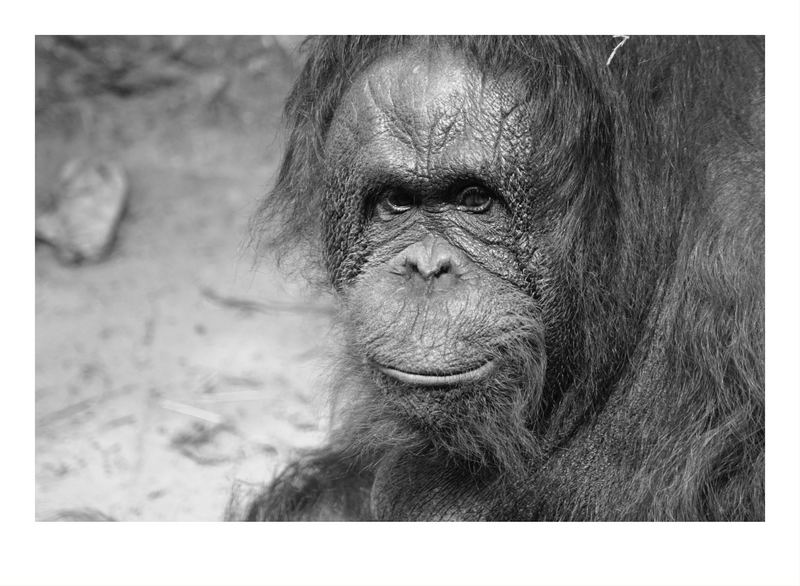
[[383, 189, 416, 213], [456, 186, 492, 212]]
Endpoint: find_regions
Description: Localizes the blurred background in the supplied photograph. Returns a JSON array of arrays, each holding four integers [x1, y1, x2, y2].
[[35, 36, 334, 521]]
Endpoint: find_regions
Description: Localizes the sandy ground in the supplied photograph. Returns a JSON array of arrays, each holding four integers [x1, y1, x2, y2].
[[35, 36, 333, 521]]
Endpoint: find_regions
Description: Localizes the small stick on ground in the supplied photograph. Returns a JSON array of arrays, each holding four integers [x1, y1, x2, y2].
[[200, 286, 335, 315], [160, 399, 224, 425]]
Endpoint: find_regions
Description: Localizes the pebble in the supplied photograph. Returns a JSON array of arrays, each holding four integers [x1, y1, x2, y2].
[[36, 159, 128, 263]]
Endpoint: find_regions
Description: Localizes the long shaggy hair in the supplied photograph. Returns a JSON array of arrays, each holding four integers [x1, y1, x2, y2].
[[250, 36, 764, 521]]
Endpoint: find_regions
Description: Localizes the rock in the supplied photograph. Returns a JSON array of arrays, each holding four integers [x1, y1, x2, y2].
[[36, 159, 128, 263], [44, 508, 117, 521]]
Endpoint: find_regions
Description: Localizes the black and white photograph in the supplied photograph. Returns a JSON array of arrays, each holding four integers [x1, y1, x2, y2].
[[8, 1, 800, 584], [36, 33, 767, 523]]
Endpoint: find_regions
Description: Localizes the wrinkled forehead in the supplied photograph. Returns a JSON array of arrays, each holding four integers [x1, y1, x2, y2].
[[325, 48, 529, 168]]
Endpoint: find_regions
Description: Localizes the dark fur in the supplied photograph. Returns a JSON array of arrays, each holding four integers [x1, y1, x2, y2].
[[241, 36, 764, 521]]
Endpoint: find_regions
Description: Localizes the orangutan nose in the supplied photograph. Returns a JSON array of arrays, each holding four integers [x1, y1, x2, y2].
[[389, 235, 466, 286]]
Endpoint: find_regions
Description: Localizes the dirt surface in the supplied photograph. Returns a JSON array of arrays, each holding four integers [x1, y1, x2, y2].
[[35, 36, 334, 521]]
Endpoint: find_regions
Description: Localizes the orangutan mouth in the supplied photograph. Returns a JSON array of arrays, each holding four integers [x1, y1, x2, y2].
[[376, 360, 497, 387]]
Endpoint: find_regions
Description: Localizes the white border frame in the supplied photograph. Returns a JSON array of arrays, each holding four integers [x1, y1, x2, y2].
[[10, 1, 799, 584]]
